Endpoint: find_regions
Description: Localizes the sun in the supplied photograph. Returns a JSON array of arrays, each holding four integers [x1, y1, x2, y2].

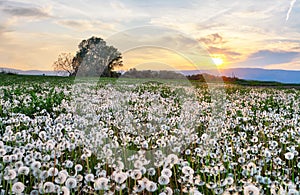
[[212, 57, 224, 66]]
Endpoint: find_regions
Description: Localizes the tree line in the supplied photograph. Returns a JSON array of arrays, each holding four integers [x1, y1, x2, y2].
[[53, 36, 239, 83]]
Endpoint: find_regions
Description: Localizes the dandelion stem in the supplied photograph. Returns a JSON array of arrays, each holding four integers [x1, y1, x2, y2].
[[173, 166, 178, 190], [9, 180, 12, 195], [86, 157, 90, 173]]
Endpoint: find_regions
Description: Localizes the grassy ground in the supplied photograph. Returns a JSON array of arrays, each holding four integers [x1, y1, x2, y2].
[[0, 73, 72, 86], [233, 79, 300, 88], [1, 73, 300, 88], [1, 73, 300, 194]]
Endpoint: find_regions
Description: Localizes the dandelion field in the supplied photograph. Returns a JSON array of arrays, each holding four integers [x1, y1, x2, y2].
[[1, 74, 300, 194]]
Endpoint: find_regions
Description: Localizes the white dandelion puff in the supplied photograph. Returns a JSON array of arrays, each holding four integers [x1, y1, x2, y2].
[[158, 175, 170, 185], [146, 181, 158, 192], [43, 182, 55, 193], [4, 169, 17, 180], [48, 167, 59, 177], [84, 173, 94, 182], [18, 166, 30, 175], [55, 172, 67, 185], [65, 177, 77, 189], [12, 182, 25, 194], [61, 186, 70, 195], [114, 172, 127, 184], [161, 168, 172, 178], [182, 166, 194, 175], [94, 177, 109, 191], [244, 184, 260, 195], [285, 152, 295, 160]]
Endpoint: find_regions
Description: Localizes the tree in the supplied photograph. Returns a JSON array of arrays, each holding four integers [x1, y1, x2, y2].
[[53, 53, 75, 76], [73, 36, 123, 77]]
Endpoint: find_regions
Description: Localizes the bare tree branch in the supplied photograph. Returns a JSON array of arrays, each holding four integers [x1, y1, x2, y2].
[[53, 53, 75, 76]]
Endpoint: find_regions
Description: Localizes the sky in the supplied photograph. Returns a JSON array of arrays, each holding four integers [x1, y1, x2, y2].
[[1, 0, 300, 71]]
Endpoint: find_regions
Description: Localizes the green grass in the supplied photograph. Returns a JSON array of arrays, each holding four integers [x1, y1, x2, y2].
[[1, 73, 300, 194], [1, 73, 300, 88], [232, 78, 300, 88], [0, 73, 72, 86]]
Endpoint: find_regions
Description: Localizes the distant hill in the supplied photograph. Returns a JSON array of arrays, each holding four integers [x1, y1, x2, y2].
[[0, 68, 68, 76], [1, 67, 300, 83], [180, 68, 300, 84]]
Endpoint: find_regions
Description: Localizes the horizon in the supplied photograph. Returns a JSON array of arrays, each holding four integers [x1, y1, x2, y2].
[[2, 66, 300, 84], [1, 1, 300, 71], [3, 66, 300, 72]]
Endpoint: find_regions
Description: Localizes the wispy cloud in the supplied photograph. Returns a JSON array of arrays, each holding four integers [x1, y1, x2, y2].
[[2, 7, 50, 18], [208, 46, 241, 57], [1, 0, 300, 70], [56, 19, 115, 32], [239, 50, 300, 67], [0, 24, 11, 33], [0, 1, 51, 18], [198, 33, 241, 62], [286, 0, 297, 21], [198, 33, 224, 45]]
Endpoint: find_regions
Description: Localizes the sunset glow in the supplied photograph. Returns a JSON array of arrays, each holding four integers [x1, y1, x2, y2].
[[0, 1, 300, 71], [212, 57, 224, 67]]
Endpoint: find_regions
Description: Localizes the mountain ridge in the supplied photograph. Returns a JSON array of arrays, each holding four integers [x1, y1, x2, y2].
[[179, 68, 300, 84]]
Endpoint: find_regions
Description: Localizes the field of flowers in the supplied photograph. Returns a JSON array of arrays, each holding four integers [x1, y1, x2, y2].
[[1, 74, 300, 195]]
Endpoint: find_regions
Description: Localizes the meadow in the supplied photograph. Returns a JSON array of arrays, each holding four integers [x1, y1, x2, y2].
[[1, 74, 300, 195]]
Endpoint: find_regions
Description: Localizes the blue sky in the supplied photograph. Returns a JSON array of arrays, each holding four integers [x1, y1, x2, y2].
[[1, 0, 300, 70]]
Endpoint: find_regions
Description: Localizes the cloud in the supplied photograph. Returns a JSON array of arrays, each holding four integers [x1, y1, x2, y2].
[[240, 50, 300, 66], [198, 33, 224, 45], [57, 20, 90, 29], [286, 0, 297, 21], [0, 1, 51, 18], [56, 19, 114, 32], [207, 46, 241, 57], [2, 7, 50, 18], [265, 56, 300, 70], [0, 24, 8, 33], [198, 33, 241, 61], [0, 23, 14, 44], [1, 0, 300, 71]]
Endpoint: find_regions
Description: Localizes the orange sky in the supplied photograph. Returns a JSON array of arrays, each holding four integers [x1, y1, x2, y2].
[[1, 0, 300, 71]]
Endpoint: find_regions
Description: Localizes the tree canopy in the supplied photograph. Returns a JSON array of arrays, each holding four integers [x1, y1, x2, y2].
[[73, 36, 122, 77], [53, 36, 122, 77]]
